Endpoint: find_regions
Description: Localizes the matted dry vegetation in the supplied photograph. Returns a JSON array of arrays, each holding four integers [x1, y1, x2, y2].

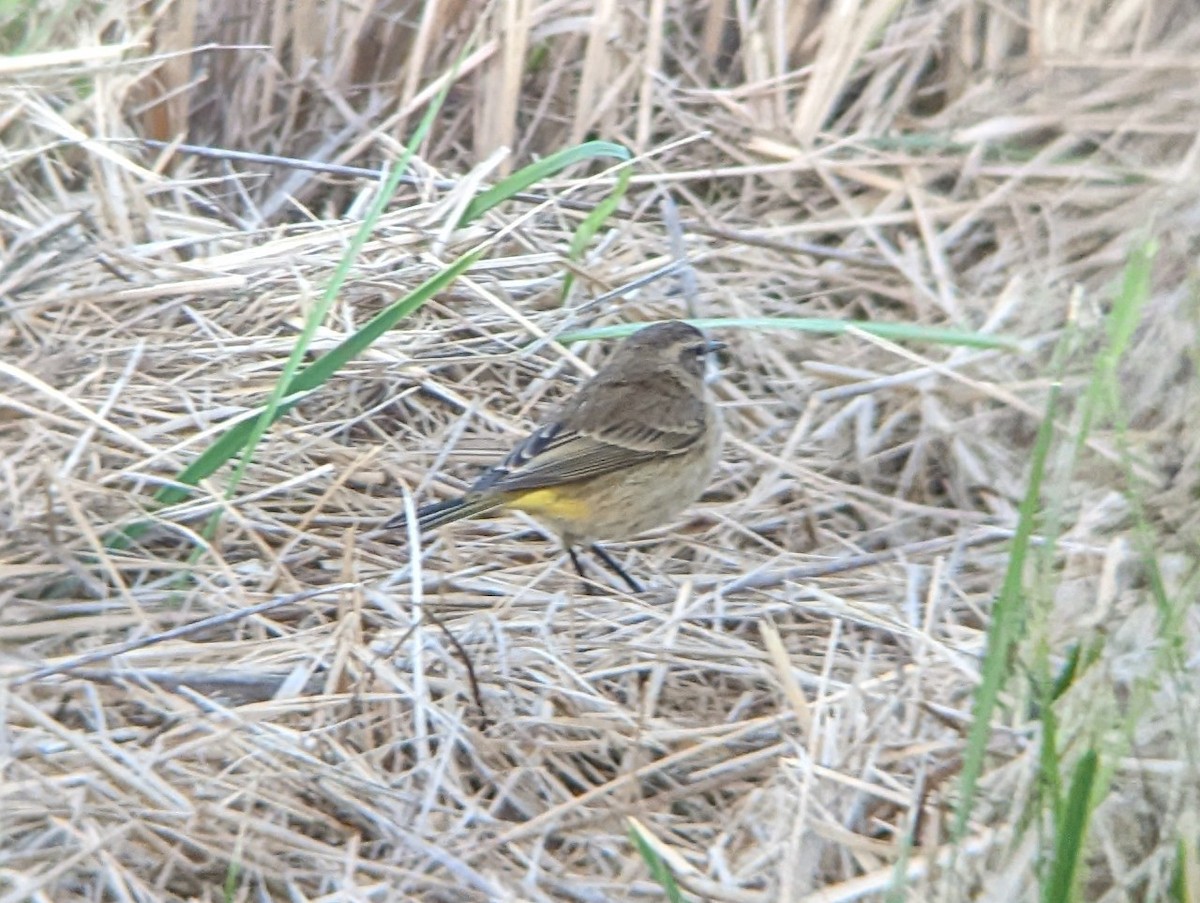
[[3, 0, 1200, 900]]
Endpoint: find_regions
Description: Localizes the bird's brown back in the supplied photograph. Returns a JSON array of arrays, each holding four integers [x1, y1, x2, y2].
[[468, 324, 715, 496]]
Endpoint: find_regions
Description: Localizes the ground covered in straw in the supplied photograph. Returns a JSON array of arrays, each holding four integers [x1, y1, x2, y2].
[[3, 1, 1200, 901]]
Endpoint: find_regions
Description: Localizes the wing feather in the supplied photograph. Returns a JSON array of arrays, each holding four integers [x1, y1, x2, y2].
[[468, 379, 707, 495]]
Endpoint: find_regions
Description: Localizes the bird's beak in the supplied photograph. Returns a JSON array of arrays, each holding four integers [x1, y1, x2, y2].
[[705, 340, 727, 354]]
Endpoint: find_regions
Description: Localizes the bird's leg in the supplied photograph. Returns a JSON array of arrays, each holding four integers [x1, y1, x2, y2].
[[566, 545, 596, 595], [589, 543, 644, 593]]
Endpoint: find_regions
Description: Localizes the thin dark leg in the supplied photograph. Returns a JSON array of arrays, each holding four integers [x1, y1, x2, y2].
[[566, 545, 595, 595], [589, 543, 643, 593], [567, 546, 587, 580]]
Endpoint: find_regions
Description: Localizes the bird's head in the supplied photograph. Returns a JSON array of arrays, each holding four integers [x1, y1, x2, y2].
[[615, 320, 726, 383]]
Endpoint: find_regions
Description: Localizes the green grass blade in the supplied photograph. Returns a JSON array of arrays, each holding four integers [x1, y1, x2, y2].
[[1049, 641, 1108, 703], [559, 316, 1020, 350], [456, 140, 631, 228], [1098, 243, 1176, 632], [1073, 241, 1156, 454], [1170, 829, 1200, 903], [1037, 671, 1063, 833], [218, 50, 463, 512], [884, 824, 916, 902], [628, 824, 687, 903], [154, 249, 484, 509], [1043, 749, 1098, 903], [222, 857, 241, 903], [1104, 241, 1156, 364], [952, 349, 1063, 839], [105, 248, 484, 551], [561, 163, 631, 302]]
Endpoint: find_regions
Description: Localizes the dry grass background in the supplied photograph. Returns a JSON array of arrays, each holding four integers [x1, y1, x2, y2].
[[3, 0, 1200, 900]]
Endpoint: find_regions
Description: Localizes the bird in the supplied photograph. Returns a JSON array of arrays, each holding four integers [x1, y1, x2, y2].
[[386, 320, 725, 592]]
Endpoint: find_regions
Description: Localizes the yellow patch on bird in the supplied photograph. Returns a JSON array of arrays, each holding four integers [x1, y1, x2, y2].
[[506, 488, 589, 521]]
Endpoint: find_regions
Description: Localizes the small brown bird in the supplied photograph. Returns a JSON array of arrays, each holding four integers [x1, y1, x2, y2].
[[387, 320, 725, 591]]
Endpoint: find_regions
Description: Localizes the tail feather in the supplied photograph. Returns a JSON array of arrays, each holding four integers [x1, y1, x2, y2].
[[383, 494, 504, 533]]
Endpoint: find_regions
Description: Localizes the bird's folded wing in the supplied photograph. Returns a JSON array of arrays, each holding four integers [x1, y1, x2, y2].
[[473, 416, 704, 494]]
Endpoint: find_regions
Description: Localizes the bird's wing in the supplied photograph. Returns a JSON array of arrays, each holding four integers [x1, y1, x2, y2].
[[470, 386, 707, 494]]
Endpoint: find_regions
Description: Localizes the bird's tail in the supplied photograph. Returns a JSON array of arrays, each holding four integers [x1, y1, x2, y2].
[[383, 494, 505, 533]]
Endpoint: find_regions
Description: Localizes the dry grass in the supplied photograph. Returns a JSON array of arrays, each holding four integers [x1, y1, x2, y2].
[[3, 0, 1199, 900]]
